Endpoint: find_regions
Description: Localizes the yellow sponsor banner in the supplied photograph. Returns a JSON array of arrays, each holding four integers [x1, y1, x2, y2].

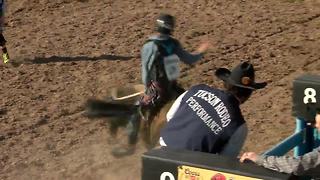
[[178, 165, 262, 180]]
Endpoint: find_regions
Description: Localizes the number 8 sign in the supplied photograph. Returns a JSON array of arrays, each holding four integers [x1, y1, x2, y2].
[[293, 75, 320, 122], [304, 88, 317, 104]]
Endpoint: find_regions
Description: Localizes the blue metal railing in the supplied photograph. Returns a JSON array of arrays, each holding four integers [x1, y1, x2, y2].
[[264, 118, 320, 157]]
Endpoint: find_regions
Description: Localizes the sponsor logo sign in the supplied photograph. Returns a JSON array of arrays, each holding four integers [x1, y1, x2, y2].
[[178, 166, 262, 180]]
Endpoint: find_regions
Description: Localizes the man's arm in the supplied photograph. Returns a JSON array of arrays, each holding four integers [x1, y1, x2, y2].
[[141, 42, 158, 86], [174, 43, 203, 65], [255, 148, 320, 176], [159, 91, 187, 147], [220, 123, 247, 158], [174, 40, 209, 65], [166, 91, 187, 121]]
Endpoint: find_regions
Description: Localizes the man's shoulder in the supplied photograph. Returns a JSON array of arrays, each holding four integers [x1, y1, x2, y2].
[[189, 85, 239, 106], [189, 84, 219, 91], [189, 84, 208, 90], [142, 40, 158, 52], [146, 35, 179, 45]]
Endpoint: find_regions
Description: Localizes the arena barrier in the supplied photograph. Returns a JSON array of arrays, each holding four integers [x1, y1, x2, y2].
[[141, 75, 320, 180], [264, 75, 320, 157], [142, 147, 294, 180]]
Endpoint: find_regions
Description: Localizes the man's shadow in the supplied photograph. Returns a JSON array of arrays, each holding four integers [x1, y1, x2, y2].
[[15, 54, 136, 65]]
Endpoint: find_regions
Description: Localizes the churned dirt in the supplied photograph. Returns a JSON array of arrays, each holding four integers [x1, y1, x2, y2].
[[1, 0, 320, 179]]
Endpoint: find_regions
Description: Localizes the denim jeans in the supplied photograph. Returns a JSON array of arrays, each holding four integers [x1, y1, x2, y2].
[[126, 112, 140, 145]]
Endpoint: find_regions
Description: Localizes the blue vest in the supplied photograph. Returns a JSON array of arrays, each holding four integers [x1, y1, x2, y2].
[[160, 84, 245, 154]]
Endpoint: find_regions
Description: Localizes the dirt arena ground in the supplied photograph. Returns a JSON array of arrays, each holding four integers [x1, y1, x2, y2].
[[1, 0, 320, 179]]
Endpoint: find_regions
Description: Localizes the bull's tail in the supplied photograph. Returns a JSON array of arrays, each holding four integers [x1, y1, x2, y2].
[[84, 99, 138, 118]]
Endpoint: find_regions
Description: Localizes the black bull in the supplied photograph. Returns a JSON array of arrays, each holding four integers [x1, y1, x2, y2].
[[83, 85, 174, 149]]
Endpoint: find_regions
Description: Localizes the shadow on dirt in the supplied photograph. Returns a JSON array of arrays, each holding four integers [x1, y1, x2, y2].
[[29, 54, 135, 64], [10, 54, 136, 66]]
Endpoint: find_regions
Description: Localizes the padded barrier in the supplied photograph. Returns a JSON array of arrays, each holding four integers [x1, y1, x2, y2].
[[142, 148, 296, 180]]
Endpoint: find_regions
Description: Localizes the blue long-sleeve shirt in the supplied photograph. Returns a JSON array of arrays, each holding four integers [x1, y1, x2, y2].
[[141, 34, 203, 86]]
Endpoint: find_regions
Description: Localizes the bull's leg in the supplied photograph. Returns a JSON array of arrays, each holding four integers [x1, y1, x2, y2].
[[111, 112, 140, 157]]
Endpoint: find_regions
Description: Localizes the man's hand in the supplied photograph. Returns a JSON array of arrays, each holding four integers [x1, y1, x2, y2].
[[240, 152, 258, 163], [196, 41, 210, 54]]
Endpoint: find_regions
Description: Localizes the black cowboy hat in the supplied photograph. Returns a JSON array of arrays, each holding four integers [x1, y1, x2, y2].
[[215, 62, 267, 90]]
